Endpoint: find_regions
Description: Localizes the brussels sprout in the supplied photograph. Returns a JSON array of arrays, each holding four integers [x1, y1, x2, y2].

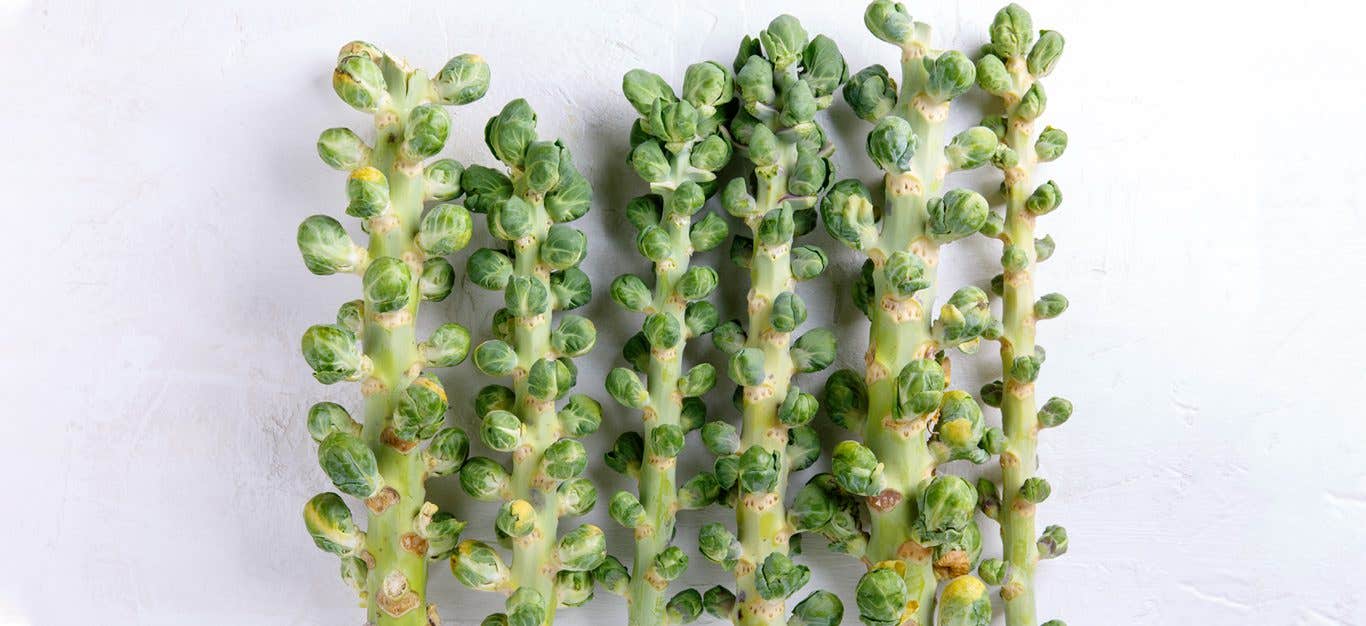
[[928, 189, 990, 242], [1035, 126, 1068, 162], [419, 257, 455, 302], [1035, 234, 1057, 262], [316, 127, 370, 172], [675, 266, 718, 301], [712, 320, 747, 355], [866, 115, 917, 173], [542, 438, 587, 480], [423, 158, 464, 202], [821, 178, 876, 250], [605, 431, 644, 477], [485, 98, 538, 168], [392, 373, 448, 440], [790, 589, 844, 626], [345, 166, 390, 218], [702, 421, 741, 456], [1028, 30, 1065, 77], [631, 141, 671, 182], [679, 397, 707, 433], [975, 54, 1013, 96], [727, 347, 766, 386], [608, 490, 647, 529], [1016, 82, 1047, 121], [605, 367, 648, 409], [414, 204, 472, 256], [684, 301, 719, 337], [591, 556, 631, 596], [609, 274, 652, 313], [914, 475, 978, 544], [677, 363, 716, 397], [1020, 477, 1051, 504], [636, 225, 673, 262], [480, 410, 522, 452], [777, 386, 818, 426], [713, 454, 740, 489], [946, 126, 999, 171], [791, 245, 828, 281], [800, 35, 848, 99], [362, 256, 412, 314], [317, 432, 382, 499], [702, 585, 737, 619], [426, 427, 470, 477], [925, 50, 976, 101], [976, 478, 1001, 520], [679, 472, 721, 509], [736, 54, 777, 110], [787, 425, 821, 471], [433, 53, 491, 105], [649, 424, 685, 458], [791, 329, 836, 373], [402, 103, 450, 160], [648, 99, 700, 146], [1034, 292, 1069, 320], [496, 499, 537, 538], [473, 340, 518, 376], [1038, 525, 1068, 559], [823, 369, 868, 430], [756, 208, 795, 246], [459, 456, 510, 501], [476, 384, 516, 418], [1009, 354, 1042, 382], [787, 148, 826, 197], [556, 570, 595, 607], [940, 286, 993, 348], [451, 540, 510, 591], [769, 292, 808, 333], [332, 54, 386, 112], [989, 3, 1035, 57], [843, 64, 897, 123], [737, 446, 780, 493], [884, 251, 929, 297], [297, 215, 362, 276], [523, 141, 564, 194], [335, 299, 363, 334], [303, 492, 363, 555], [760, 14, 809, 71], [525, 356, 572, 401], [831, 440, 884, 497], [698, 522, 741, 568], [301, 324, 365, 384], [667, 588, 704, 623], [462, 164, 514, 213], [855, 567, 910, 626], [306, 402, 360, 443], [549, 267, 592, 311], [754, 552, 810, 600], [691, 135, 732, 172], [556, 524, 607, 571], [623, 69, 677, 116], [932, 391, 987, 463], [652, 545, 689, 581], [1038, 396, 1073, 428], [935, 575, 992, 626], [504, 275, 550, 318], [864, 0, 914, 44]]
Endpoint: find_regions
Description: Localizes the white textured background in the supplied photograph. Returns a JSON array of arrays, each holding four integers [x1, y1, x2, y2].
[[2, 0, 1364, 624]]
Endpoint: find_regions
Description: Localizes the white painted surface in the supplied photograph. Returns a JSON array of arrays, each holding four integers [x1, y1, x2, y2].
[[1, 0, 1363, 624]]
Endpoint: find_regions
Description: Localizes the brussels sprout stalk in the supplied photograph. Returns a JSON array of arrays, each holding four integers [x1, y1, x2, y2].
[[604, 62, 734, 625], [298, 42, 489, 626], [702, 15, 848, 626], [974, 5, 1070, 626], [823, 3, 1002, 624], [459, 99, 603, 624]]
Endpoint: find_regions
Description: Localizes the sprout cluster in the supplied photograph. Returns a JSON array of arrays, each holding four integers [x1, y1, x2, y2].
[[297, 41, 489, 626], [694, 14, 849, 626], [454, 98, 604, 622], [971, 5, 1072, 626], [594, 62, 736, 625]]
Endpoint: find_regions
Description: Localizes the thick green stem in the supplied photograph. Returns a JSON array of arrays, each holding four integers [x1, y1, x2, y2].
[[999, 63, 1040, 626], [734, 143, 797, 626]]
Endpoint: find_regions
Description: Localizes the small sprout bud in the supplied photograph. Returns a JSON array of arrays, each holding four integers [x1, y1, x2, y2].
[[335, 299, 363, 334], [301, 324, 364, 384], [787, 149, 827, 197], [604, 432, 644, 476], [307, 402, 360, 443], [1035, 234, 1057, 261], [727, 347, 766, 386], [303, 492, 363, 555], [703, 585, 737, 619], [466, 248, 513, 291], [821, 178, 877, 250], [317, 127, 370, 171], [472, 340, 518, 377], [332, 54, 386, 112], [981, 427, 1006, 455], [914, 475, 978, 544], [978, 558, 1007, 585], [667, 588, 704, 624], [475, 385, 515, 418], [484, 99, 538, 168], [791, 328, 837, 373], [317, 432, 382, 498], [676, 266, 719, 301], [755, 551, 810, 600], [946, 126, 1000, 171], [537, 225, 586, 271], [362, 256, 411, 314], [933, 391, 988, 463], [623, 69, 677, 116], [609, 274, 652, 312], [650, 423, 686, 459], [423, 159, 464, 202], [1038, 396, 1073, 427], [542, 438, 588, 480], [760, 14, 810, 71], [402, 104, 450, 160], [1016, 82, 1047, 121], [737, 446, 781, 493], [426, 427, 470, 477], [721, 177, 757, 217], [591, 556, 631, 596], [711, 320, 747, 355], [1009, 354, 1041, 382], [450, 540, 510, 591], [800, 34, 847, 99], [714, 455, 740, 489], [884, 251, 929, 297], [787, 425, 821, 471], [925, 50, 976, 101], [417, 204, 473, 255], [863, 0, 914, 44], [1028, 30, 1065, 77], [1020, 477, 1051, 503], [433, 53, 491, 105], [679, 472, 722, 509], [866, 115, 917, 173], [684, 301, 720, 337], [975, 54, 1013, 96], [777, 387, 818, 426], [980, 380, 1004, 408], [636, 224, 673, 262], [523, 141, 564, 194], [556, 524, 607, 571], [728, 235, 754, 269], [345, 166, 389, 219], [823, 369, 868, 430], [297, 215, 363, 276], [1035, 126, 1068, 162], [683, 61, 734, 111], [631, 140, 671, 183], [479, 410, 522, 452], [608, 491, 647, 528], [549, 267, 592, 311], [896, 358, 946, 418], [495, 499, 537, 538], [790, 589, 844, 626], [504, 275, 550, 318], [1026, 180, 1062, 215], [419, 257, 455, 302], [791, 244, 828, 281], [698, 522, 742, 568], [770, 291, 808, 333], [855, 567, 910, 626], [549, 315, 596, 358], [843, 64, 897, 122], [677, 363, 717, 397], [690, 212, 730, 251], [557, 477, 598, 517], [929, 189, 991, 242], [653, 545, 689, 581], [459, 457, 509, 501], [976, 478, 1001, 520], [1034, 292, 1069, 319], [1037, 525, 1069, 559], [831, 440, 884, 496], [936, 575, 991, 626], [702, 421, 741, 456], [1002, 245, 1029, 271], [391, 373, 448, 440], [989, 3, 1035, 57]]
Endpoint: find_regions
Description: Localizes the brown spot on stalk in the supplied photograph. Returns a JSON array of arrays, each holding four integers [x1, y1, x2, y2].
[[404, 361, 423, 379], [426, 605, 441, 626], [897, 539, 933, 562], [365, 487, 399, 514], [641, 406, 658, 423], [745, 598, 785, 620], [881, 415, 926, 439], [734, 558, 756, 577], [1011, 499, 1037, 517], [763, 242, 790, 260], [741, 492, 780, 511], [376, 308, 413, 329], [634, 525, 656, 540], [880, 294, 923, 323], [652, 346, 678, 360], [934, 549, 971, 579], [1010, 118, 1034, 139], [909, 239, 939, 267], [377, 571, 419, 617], [648, 455, 676, 469], [361, 377, 386, 397], [744, 384, 775, 402], [887, 172, 922, 197], [1000, 451, 1020, 469], [382, 427, 418, 453], [1003, 167, 1028, 189], [867, 359, 889, 383], [401, 532, 429, 556], [911, 93, 950, 123], [511, 444, 533, 464], [746, 289, 767, 316], [512, 528, 543, 548], [1001, 581, 1025, 601], [761, 329, 790, 345], [517, 313, 547, 328], [360, 550, 377, 569], [645, 568, 670, 591], [867, 488, 902, 512], [657, 258, 678, 273], [369, 214, 400, 235], [868, 248, 888, 267], [1006, 380, 1035, 398]]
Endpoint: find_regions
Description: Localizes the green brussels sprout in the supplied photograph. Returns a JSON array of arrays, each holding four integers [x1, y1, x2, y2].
[[975, 54, 1012, 96], [727, 347, 766, 386], [653, 545, 689, 581], [556, 570, 595, 607], [769, 291, 808, 333], [402, 103, 450, 160], [591, 555, 631, 596], [550, 267, 592, 311], [936, 575, 992, 626], [433, 53, 491, 105], [928, 189, 990, 242], [737, 446, 780, 493], [415, 203, 472, 256], [1035, 126, 1068, 162], [608, 491, 646, 528], [301, 324, 365, 384], [940, 286, 992, 347], [303, 492, 363, 555], [756, 208, 795, 246], [549, 315, 596, 358], [451, 539, 510, 591], [636, 224, 673, 262], [332, 54, 386, 112], [712, 320, 747, 355], [843, 65, 897, 123], [1002, 244, 1029, 271], [691, 134, 732, 172], [914, 475, 978, 544], [480, 409, 522, 452], [684, 300, 719, 337], [605, 367, 648, 409], [698, 522, 741, 568], [980, 427, 1006, 455], [476, 384, 516, 418], [473, 340, 518, 376], [495, 499, 537, 538], [931, 390, 987, 463], [642, 312, 682, 350], [360, 257, 414, 317], [459, 456, 510, 501], [546, 168, 592, 224], [667, 182, 706, 217], [675, 266, 719, 301], [523, 140, 563, 194], [820, 178, 876, 250], [715, 453, 741, 488], [504, 587, 546, 626], [667, 588, 704, 624], [542, 438, 587, 480], [883, 251, 929, 297], [736, 54, 777, 109], [1020, 477, 1051, 503], [1034, 292, 1069, 320], [702, 585, 737, 619], [989, 3, 1035, 57], [556, 524, 607, 571], [925, 50, 976, 101], [800, 35, 847, 99], [853, 259, 876, 318], [1009, 354, 1041, 382], [831, 440, 884, 496], [721, 177, 757, 217], [423, 158, 464, 202], [760, 14, 809, 71], [345, 166, 389, 218], [461, 164, 513, 213], [419, 257, 455, 302], [682, 61, 733, 112], [650, 423, 686, 458], [702, 421, 741, 456], [609, 274, 652, 312], [392, 373, 448, 440], [536, 225, 585, 271], [823, 369, 868, 430], [306, 402, 360, 443], [678, 363, 717, 397], [976, 478, 1001, 520], [296, 216, 362, 276], [1038, 396, 1073, 428], [557, 477, 598, 517], [1016, 82, 1047, 121], [1035, 234, 1057, 262], [866, 115, 917, 173], [779, 80, 818, 128], [791, 245, 828, 281], [791, 329, 837, 373], [787, 424, 821, 471], [317, 432, 381, 498], [648, 99, 700, 145], [334, 300, 363, 334], [777, 386, 818, 426], [754, 552, 810, 600], [1038, 525, 1068, 559], [855, 566, 910, 626], [504, 275, 550, 318], [864, 0, 914, 44], [747, 124, 780, 169], [788, 477, 835, 532], [485, 99, 538, 168], [790, 589, 844, 626], [426, 427, 470, 476], [946, 126, 999, 171], [623, 69, 676, 115], [991, 144, 1020, 170], [339, 555, 368, 596], [679, 472, 721, 509], [317, 127, 370, 171], [679, 397, 707, 433], [977, 558, 1007, 585], [625, 195, 661, 231], [631, 140, 671, 183], [1026, 180, 1062, 215], [1028, 30, 1065, 77], [934, 519, 983, 582], [488, 195, 534, 241], [621, 332, 650, 372]]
